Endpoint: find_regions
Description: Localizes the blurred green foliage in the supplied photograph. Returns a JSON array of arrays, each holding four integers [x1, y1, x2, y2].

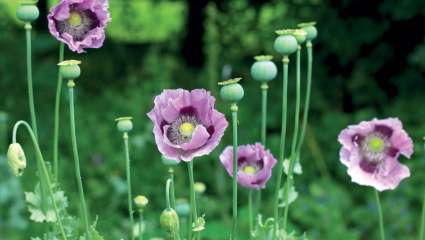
[[1, 0, 425, 239]]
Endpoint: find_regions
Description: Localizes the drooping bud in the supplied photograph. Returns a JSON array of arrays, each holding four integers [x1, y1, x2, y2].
[[7, 143, 27, 176], [58, 60, 81, 81], [115, 116, 133, 133], [250, 55, 277, 82], [16, 3, 39, 23], [218, 78, 244, 103], [134, 195, 149, 209], [297, 22, 318, 41], [160, 208, 180, 235], [274, 29, 298, 55]]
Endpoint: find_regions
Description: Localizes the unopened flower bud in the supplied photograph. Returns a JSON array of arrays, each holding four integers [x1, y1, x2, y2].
[[194, 182, 206, 194], [297, 22, 317, 41], [274, 29, 298, 55], [160, 208, 180, 235], [16, 3, 39, 23], [250, 55, 277, 82], [7, 143, 27, 176], [134, 195, 149, 209], [115, 116, 133, 132], [218, 78, 244, 103], [58, 60, 81, 80]]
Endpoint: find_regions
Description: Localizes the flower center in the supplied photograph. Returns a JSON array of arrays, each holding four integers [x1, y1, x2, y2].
[[68, 11, 82, 27], [179, 122, 195, 137], [242, 165, 258, 174], [367, 136, 385, 153]]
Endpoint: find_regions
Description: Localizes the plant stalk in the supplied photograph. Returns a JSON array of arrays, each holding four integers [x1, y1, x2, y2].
[[273, 56, 289, 236], [282, 45, 302, 230], [24, 23, 38, 139], [53, 43, 65, 181], [188, 161, 198, 240], [374, 190, 385, 240], [67, 80, 90, 238], [231, 104, 239, 240], [124, 132, 135, 240]]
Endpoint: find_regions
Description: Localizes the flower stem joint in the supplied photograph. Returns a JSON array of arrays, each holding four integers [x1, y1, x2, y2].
[[58, 60, 81, 82], [293, 29, 307, 45], [115, 116, 133, 133], [274, 29, 298, 56], [16, 1, 39, 23], [218, 78, 244, 104], [250, 55, 278, 82], [297, 22, 318, 42], [7, 143, 27, 176]]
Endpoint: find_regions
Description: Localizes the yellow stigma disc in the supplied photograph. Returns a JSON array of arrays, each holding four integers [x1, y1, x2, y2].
[[179, 122, 195, 137], [68, 11, 82, 27], [368, 136, 385, 153], [243, 165, 257, 174]]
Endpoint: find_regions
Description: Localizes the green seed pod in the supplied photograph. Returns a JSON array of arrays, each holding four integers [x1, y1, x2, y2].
[[175, 199, 190, 217], [298, 22, 317, 41], [293, 29, 307, 45], [160, 208, 180, 235], [16, 4, 39, 23], [7, 143, 27, 176], [218, 78, 244, 103], [115, 116, 133, 132], [274, 29, 298, 55], [250, 55, 277, 82], [194, 182, 206, 194], [58, 60, 81, 80]]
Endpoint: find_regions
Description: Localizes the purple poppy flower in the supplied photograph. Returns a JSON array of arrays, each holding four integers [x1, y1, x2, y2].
[[338, 118, 413, 191], [48, 0, 111, 53], [147, 89, 228, 162], [220, 143, 277, 189]]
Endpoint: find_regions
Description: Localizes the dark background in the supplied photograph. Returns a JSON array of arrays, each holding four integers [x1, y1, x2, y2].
[[1, 0, 424, 239]]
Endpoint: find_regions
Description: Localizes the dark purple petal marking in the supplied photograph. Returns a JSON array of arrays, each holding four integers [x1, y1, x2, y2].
[[179, 106, 197, 117], [238, 157, 247, 167], [352, 134, 364, 146], [374, 124, 393, 138], [55, 9, 99, 41], [386, 147, 399, 158], [207, 125, 215, 136], [359, 160, 377, 173]]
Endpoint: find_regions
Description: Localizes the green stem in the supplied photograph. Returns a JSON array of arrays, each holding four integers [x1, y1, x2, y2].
[[296, 41, 313, 154], [24, 23, 38, 139], [53, 43, 65, 181], [374, 190, 385, 240], [188, 161, 198, 240], [420, 191, 425, 240], [166, 178, 172, 209], [282, 46, 302, 230], [273, 56, 289, 236], [138, 210, 144, 240], [169, 168, 176, 209], [67, 80, 90, 238], [231, 104, 239, 240], [248, 190, 253, 239], [124, 132, 135, 240], [12, 121, 68, 240], [260, 83, 268, 147]]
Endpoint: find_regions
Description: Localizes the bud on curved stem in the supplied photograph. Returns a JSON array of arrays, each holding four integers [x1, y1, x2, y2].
[[11, 120, 68, 240]]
